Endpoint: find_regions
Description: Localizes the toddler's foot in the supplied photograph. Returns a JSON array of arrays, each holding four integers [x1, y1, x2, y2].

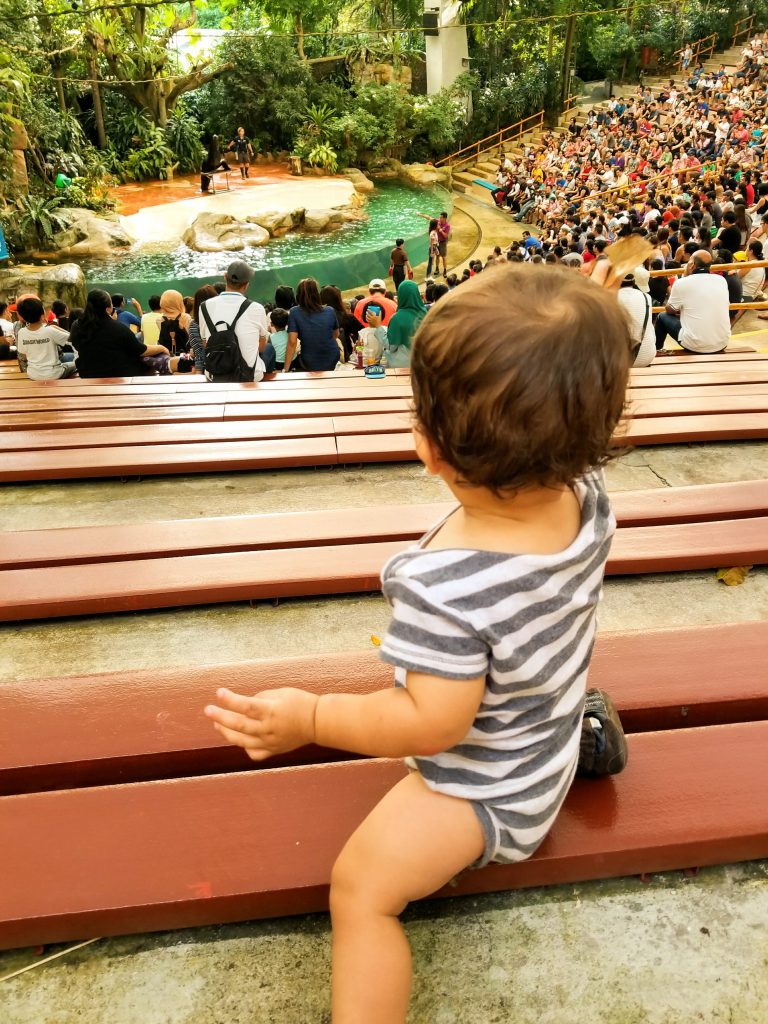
[[577, 689, 628, 777]]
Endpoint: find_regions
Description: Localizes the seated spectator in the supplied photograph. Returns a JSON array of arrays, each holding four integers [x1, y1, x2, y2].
[[50, 300, 70, 330], [739, 240, 766, 299], [199, 261, 268, 382], [275, 285, 296, 310], [321, 284, 359, 361], [0, 301, 12, 336], [654, 250, 731, 353], [713, 250, 743, 319], [179, 285, 216, 375], [268, 308, 293, 371], [617, 273, 655, 367], [158, 290, 191, 356], [140, 295, 163, 346], [284, 277, 341, 372], [354, 279, 398, 327], [72, 289, 170, 377], [385, 280, 427, 368], [16, 296, 77, 379], [648, 258, 670, 307], [111, 294, 142, 330]]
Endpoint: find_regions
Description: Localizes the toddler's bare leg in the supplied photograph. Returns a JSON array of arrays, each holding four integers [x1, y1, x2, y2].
[[330, 771, 485, 1024]]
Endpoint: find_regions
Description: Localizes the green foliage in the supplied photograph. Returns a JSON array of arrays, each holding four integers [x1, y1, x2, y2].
[[586, 22, 637, 81], [164, 110, 205, 172], [119, 126, 175, 182], [16, 193, 68, 248], [196, 34, 312, 151], [306, 142, 339, 173]]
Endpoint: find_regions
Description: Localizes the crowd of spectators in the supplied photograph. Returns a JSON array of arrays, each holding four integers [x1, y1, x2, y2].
[[3, 36, 768, 379]]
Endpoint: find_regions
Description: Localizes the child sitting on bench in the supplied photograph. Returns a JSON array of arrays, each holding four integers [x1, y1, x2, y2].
[[206, 265, 632, 1024]]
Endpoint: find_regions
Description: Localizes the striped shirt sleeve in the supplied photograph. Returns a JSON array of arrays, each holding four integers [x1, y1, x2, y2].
[[380, 574, 490, 681]]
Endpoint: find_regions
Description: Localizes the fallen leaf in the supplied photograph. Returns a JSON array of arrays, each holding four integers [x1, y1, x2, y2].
[[370, 635, 381, 646], [716, 566, 752, 587]]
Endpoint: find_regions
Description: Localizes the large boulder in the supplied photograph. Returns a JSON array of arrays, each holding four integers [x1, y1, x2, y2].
[[0, 263, 86, 309], [400, 163, 453, 188], [33, 208, 133, 260], [367, 158, 403, 181], [248, 210, 294, 237], [303, 209, 332, 233], [343, 167, 375, 194], [182, 213, 270, 252]]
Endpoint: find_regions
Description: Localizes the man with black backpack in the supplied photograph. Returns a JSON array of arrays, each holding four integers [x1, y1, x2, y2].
[[199, 261, 270, 382]]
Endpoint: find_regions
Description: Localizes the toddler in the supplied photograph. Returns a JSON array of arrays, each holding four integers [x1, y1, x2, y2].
[[205, 265, 633, 1024]]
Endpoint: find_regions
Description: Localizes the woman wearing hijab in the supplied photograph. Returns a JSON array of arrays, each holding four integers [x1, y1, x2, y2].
[[158, 289, 191, 356], [384, 280, 427, 368]]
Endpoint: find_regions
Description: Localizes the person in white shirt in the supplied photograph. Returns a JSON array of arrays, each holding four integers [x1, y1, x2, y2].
[[16, 296, 78, 379], [0, 301, 14, 338], [199, 260, 268, 381], [618, 274, 655, 366], [654, 250, 731, 353]]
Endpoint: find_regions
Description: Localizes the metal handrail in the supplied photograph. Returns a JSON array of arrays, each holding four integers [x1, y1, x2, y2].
[[435, 110, 545, 169], [732, 14, 756, 48]]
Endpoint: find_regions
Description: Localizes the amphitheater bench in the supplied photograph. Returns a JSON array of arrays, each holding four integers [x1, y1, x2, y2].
[[4, 412, 768, 482], [1, 515, 767, 621], [2, 481, 767, 571], [2, 623, 765, 796], [2, 720, 767, 950]]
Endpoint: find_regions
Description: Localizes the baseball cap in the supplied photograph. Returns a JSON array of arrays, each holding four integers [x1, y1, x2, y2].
[[226, 260, 255, 285], [369, 278, 386, 291]]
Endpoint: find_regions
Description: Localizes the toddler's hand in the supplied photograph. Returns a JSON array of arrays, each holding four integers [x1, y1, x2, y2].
[[204, 686, 318, 762]]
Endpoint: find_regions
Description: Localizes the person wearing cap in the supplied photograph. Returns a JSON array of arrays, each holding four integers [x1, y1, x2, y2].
[[199, 260, 269, 381], [654, 250, 731, 353], [353, 279, 398, 328]]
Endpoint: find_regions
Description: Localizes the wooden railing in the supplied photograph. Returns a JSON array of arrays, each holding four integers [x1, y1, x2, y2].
[[649, 259, 768, 278], [561, 93, 581, 119], [674, 32, 717, 73], [435, 110, 545, 169], [732, 14, 756, 48]]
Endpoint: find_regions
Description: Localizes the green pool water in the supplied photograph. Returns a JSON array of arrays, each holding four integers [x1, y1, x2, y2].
[[80, 182, 450, 304]]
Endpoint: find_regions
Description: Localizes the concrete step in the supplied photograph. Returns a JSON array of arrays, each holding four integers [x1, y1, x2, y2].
[[453, 171, 478, 187]]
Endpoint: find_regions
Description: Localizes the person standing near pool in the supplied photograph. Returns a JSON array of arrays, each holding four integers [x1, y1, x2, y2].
[[389, 238, 412, 290], [227, 127, 254, 180], [417, 210, 451, 276]]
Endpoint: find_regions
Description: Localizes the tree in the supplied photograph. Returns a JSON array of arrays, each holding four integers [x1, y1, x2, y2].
[[85, 2, 233, 126]]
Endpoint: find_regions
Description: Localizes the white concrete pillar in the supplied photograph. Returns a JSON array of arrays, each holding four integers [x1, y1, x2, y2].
[[424, 0, 469, 95]]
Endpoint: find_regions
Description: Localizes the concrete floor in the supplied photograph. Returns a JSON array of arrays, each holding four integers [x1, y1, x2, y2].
[[2, 438, 768, 1022]]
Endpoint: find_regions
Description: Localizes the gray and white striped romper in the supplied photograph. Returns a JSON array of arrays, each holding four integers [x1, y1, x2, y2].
[[379, 471, 615, 866]]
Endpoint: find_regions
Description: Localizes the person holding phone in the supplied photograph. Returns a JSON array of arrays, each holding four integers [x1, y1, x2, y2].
[[354, 279, 398, 327]]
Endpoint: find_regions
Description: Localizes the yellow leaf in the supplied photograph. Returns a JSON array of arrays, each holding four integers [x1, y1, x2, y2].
[[370, 634, 381, 646], [716, 566, 752, 587]]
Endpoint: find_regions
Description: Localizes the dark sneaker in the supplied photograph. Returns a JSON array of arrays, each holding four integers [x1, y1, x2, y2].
[[577, 689, 629, 778]]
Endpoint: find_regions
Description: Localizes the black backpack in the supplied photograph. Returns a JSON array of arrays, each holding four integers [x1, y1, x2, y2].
[[201, 298, 255, 382]]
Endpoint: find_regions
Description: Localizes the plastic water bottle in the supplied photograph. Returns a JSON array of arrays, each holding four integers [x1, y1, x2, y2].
[[355, 340, 364, 369]]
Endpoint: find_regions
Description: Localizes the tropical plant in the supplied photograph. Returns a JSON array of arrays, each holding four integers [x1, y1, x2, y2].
[[16, 193, 68, 248], [306, 142, 339, 174], [119, 126, 175, 182], [164, 110, 205, 172]]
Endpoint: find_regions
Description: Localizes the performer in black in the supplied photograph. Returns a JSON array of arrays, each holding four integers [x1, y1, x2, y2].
[[228, 127, 255, 179]]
